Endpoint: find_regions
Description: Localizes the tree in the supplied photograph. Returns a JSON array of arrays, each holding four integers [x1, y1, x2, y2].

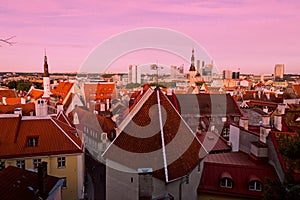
[[0, 36, 16, 46]]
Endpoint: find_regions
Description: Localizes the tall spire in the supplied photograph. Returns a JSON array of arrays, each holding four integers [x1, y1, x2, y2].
[[189, 48, 196, 72], [43, 49, 49, 77]]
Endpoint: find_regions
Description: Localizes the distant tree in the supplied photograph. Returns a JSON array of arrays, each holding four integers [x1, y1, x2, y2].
[[279, 136, 300, 159], [125, 83, 141, 89], [7, 80, 17, 89], [0, 36, 16, 46]]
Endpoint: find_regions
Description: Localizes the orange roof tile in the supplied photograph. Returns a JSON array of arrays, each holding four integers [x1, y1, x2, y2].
[[28, 88, 44, 100], [95, 83, 115, 101], [292, 84, 300, 97], [51, 82, 74, 101], [5, 97, 21, 105], [0, 88, 17, 100], [0, 115, 83, 159], [0, 103, 35, 115]]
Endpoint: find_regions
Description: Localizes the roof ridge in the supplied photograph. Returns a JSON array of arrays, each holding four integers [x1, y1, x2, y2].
[[157, 90, 169, 183], [50, 118, 81, 150]]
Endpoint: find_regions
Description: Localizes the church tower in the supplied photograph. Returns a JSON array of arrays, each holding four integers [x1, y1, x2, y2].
[[42, 50, 50, 99], [189, 49, 196, 86]]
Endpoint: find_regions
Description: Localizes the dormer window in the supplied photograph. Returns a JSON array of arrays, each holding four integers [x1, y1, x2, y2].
[[248, 176, 262, 191], [27, 137, 39, 147], [220, 177, 233, 188], [219, 172, 233, 188]]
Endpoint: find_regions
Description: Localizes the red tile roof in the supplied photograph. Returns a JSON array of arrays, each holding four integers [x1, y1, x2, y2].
[[292, 84, 300, 97], [0, 166, 61, 200], [5, 97, 21, 105], [95, 83, 115, 101], [0, 88, 17, 100], [103, 88, 207, 182], [27, 88, 44, 100], [175, 93, 242, 117], [198, 151, 278, 199], [196, 131, 231, 153], [51, 82, 74, 101], [0, 102, 35, 115], [0, 115, 83, 159]]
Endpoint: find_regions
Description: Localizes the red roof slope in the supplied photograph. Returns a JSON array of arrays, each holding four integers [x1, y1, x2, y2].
[[0, 166, 61, 200], [0, 102, 35, 115], [51, 82, 74, 101], [0, 115, 83, 159], [198, 151, 278, 199], [196, 131, 231, 153], [0, 88, 17, 100], [175, 93, 242, 117], [103, 88, 207, 182], [27, 88, 44, 100]]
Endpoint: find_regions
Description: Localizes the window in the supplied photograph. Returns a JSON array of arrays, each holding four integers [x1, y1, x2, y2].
[[27, 137, 39, 147], [33, 159, 42, 169], [57, 157, 66, 168], [220, 178, 233, 188], [223, 127, 230, 138], [0, 162, 5, 171], [249, 181, 262, 191], [16, 160, 25, 169]]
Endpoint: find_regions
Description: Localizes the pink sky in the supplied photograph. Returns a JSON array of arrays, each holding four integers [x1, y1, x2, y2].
[[0, 0, 300, 74]]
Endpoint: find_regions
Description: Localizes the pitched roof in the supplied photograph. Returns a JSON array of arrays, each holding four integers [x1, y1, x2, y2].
[[292, 84, 300, 97], [27, 88, 44, 100], [0, 115, 83, 159], [95, 82, 115, 101], [0, 166, 61, 200], [0, 102, 35, 115], [196, 131, 231, 153], [0, 88, 17, 100], [51, 82, 74, 101], [103, 88, 207, 182], [175, 93, 242, 117], [198, 151, 278, 199], [5, 97, 21, 105]]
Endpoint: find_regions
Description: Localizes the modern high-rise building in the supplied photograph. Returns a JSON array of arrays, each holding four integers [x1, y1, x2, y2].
[[274, 64, 284, 80], [128, 65, 141, 84]]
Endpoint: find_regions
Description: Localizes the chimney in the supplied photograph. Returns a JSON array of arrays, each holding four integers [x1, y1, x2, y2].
[[38, 162, 48, 199], [262, 115, 270, 126], [260, 125, 271, 143], [166, 88, 172, 96], [258, 91, 261, 99], [2, 97, 7, 105], [35, 99, 48, 116], [274, 114, 282, 131], [56, 104, 64, 114], [106, 98, 110, 110], [253, 92, 256, 99], [14, 108, 22, 116], [138, 168, 153, 200], [266, 93, 270, 100], [277, 103, 286, 115], [239, 117, 248, 130], [263, 106, 268, 114], [21, 98, 26, 104]]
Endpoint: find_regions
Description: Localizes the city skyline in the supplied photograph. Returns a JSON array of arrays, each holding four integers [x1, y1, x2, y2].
[[1, 0, 300, 74]]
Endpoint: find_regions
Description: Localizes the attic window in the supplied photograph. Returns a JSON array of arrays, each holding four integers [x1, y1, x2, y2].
[[27, 137, 39, 147], [249, 180, 262, 191], [220, 178, 233, 188]]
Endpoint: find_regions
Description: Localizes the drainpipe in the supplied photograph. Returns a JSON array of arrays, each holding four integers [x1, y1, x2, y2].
[[179, 174, 189, 200]]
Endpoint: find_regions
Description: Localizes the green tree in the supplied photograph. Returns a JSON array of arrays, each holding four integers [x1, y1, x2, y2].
[[7, 80, 17, 89]]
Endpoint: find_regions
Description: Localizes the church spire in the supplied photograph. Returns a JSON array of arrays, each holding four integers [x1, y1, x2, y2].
[[189, 48, 196, 72], [43, 49, 49, 77]]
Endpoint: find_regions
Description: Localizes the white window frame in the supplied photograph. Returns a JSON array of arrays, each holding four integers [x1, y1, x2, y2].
[[33, 159, 42, 169], [57, 157, 66, 168], [220, 178, 233, 188], [16, 160, 25, 169], [249, 180, 262, 191]]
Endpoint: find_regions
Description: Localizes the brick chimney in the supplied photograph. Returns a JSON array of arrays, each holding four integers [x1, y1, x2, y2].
[[239, 117, 248, 130], [262, 115, 270, 126], [38, 162, 48, 199], [138, 168, 153, 200], [277, 103, 286, 115], [274, 114, 282, 131]]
